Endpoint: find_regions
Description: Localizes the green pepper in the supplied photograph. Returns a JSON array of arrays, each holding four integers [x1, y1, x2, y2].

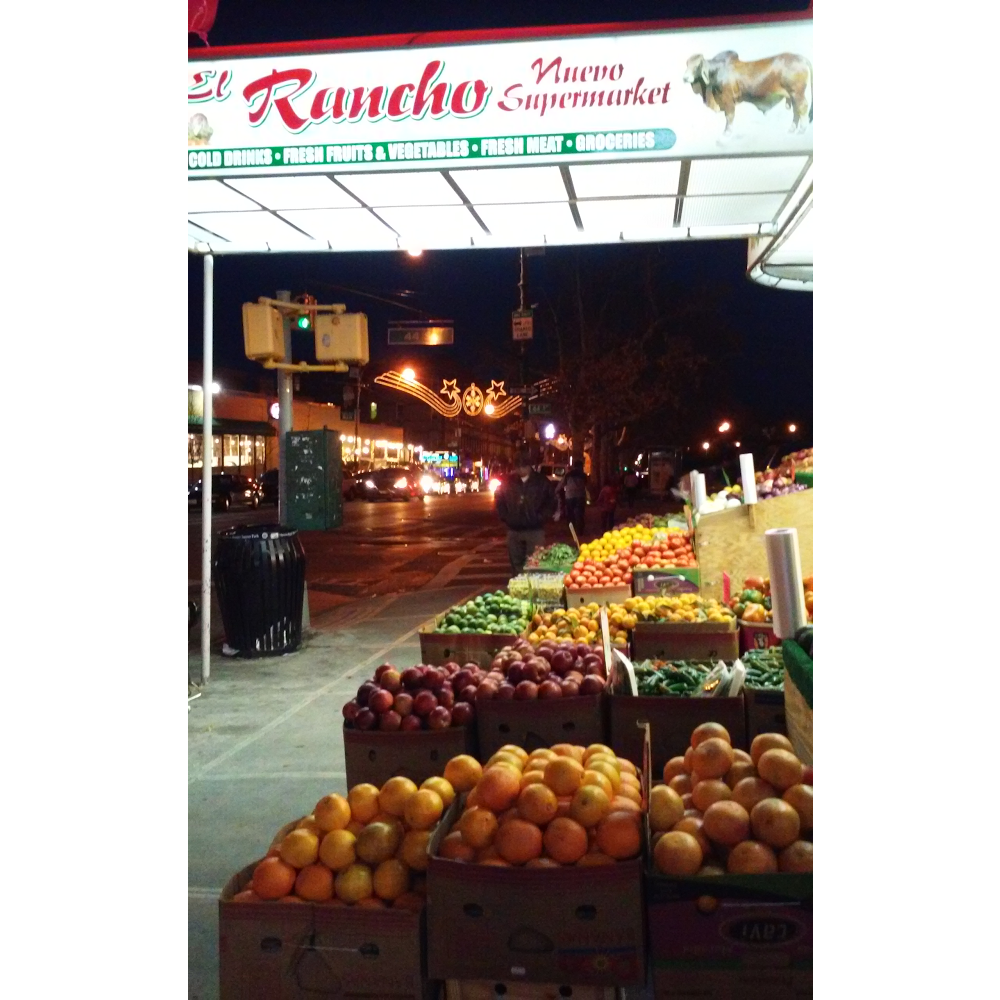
[[742, 589, 764, 605], [763, 596, 772, 611]]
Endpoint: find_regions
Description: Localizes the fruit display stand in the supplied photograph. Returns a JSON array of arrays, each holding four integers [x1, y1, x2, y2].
[[219, 822, 431, 1000], [565, 584, 632, 609], [630, 620, 739, 663], [607, 660, 746, 776], [420, 624, 523, 669], [426, 802, 647, 987], [344, 723, 477, 788], [693, 490, 812, 602]]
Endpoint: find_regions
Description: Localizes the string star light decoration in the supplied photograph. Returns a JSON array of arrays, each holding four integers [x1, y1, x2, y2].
[[372, 370, 522, 419], [440, 379, 460, 402], [487, 380, 507, 401]]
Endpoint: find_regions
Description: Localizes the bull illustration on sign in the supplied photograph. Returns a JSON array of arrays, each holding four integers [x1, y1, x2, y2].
[[683, 51, 813, 136]]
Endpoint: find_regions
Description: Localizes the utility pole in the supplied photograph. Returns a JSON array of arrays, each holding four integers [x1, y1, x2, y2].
[[276, 289, 294, 522], [354, 366, 362, 467]]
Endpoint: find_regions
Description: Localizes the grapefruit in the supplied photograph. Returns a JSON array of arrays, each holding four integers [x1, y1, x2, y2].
[[279, 828, 320, 869], [373, 859, 410, 901], [379, 777, 419, 817], [403, 789, 444, 831], [544, 757, 586, 797], [356, 822, 402, 865], [420, 776, 456, 809], [347, 784, 381, 824], [569, 784, 612, 829]]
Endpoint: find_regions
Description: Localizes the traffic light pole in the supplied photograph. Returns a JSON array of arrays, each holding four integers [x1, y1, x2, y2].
[[200, 253, 214, 686], [276, 289, 294, 523]]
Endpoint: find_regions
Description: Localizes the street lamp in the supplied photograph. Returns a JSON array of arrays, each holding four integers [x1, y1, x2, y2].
[[484, 402, 495, 415], [402, 368, 416, 383], [544, 423, 556, 440], [788, 423, 797, 433], [702, 441, 710, 451], [734, 440, 741, 448], [718, 421, 731, 433]]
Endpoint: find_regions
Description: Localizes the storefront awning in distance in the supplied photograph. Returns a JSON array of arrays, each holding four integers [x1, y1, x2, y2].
[[188, 418, 276, 437], [188, 11, 812, 288]]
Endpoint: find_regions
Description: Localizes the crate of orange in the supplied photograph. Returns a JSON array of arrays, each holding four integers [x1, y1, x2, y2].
[[646, 724, 812, 1000], [218, 778, 457, 1000], [426, 744, 647, 987], [630, 595, 739, 663]]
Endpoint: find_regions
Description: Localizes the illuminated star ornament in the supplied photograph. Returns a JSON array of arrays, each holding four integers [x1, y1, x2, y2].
[[372, 370, 522, 419]]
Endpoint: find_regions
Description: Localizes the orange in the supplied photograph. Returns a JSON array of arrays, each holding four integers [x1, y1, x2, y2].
[[296, 815, 323, 837], [314, 794, 352, 833], [577, 851, 615, 867], [518, 783, 559, 826], [616, 784, 643, 807], [545, 757, 584, 795], [570, 784, 612, 828], [346, 820, 365, 837], [683, 746, 695, 773], [348, 784, 381, 824], [400, 829, 433, 871], [318, 829, 357, 871], [526, 857, 561, 868], [444, 755, 483, 793], [690, 722, 731, 748], [672, 816, 712, 858], [584, 743, 616, 762], [616, 757, 638, 776], [459, 806, 500, 849], [379, 777, 419, 818], [393, 892, 426, 913], [554, 796, 573, 819], [356, 897, 386, 909], [465, 786, 481, 810], [648, 785, 685, 833], [728, 840, 778, 874], [757, 750, 804, 792], [731, 777, 778, 813], [498, 744, 529, 764], [335, 863, 373, 903], [404, 789, 445, 831], [520, 770, 548, 791], [668, 773, 692, 797], [279, 828, 320, 869], [527, 749, 558, 767], [732, 748, 754, 765], [691, 780, 732, 814], [778, 840, 813, 873], [252, 857, 297, 900], [420, 776, 456, 809], [596, 811, 641, 860], [551, 743, 585, 763], [725, 761, 757, 789], [750, 732, 795, 766], [609, 795, 642, 816], [373, 859, 410, 901], [702, 801, 750, 846], [543, 817, 589, 864], [295, 863, 334, 902], [690, 738, 735, 780], [496, 818, 544, 865], [475, 844, 500, 863], [477, 767, 521, 812], [580, 770, 614, 799], [580, 759, 618, 794], [782, 784, 813, 831], [488, 751, 525, 772], [438, 830, 476, 862], [663, 757, 687, 783], [750, 799, 801, 849], [356, 822, 402, 865], [619, 772, 641, 792], [232, 889, 261, 903], [653, 831, 703, 876], [480, 857, 512, 867]]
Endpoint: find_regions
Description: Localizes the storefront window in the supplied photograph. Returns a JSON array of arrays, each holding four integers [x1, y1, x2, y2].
[[255, 436, 265, 472], [212, 435, 221, 468], [188, 434, 203, 468], [224, 434, 240, 467], [240, 435, 254, 470]]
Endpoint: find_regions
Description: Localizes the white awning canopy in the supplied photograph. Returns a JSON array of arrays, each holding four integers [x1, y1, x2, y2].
[[188, 13, 813, 288]]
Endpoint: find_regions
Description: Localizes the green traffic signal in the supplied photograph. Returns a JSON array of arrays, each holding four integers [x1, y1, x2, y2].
[[296, 315, 311, 330]]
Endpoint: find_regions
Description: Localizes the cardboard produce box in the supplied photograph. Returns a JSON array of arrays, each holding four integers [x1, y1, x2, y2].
[[743, 687, 787, 745], [631, 620, 739, 663], [475, 695, 607, 758], [426, 802, 646, 988], [565, 584, 632, 609], [646, 871, 812, 1000], [632, 569, 700, 595], [739, 621, 781, 654], [445, 981, 617, 1000], [420, 627, 520, 669], [218, 862, 431, 1000], [344, 722, 476, 788]]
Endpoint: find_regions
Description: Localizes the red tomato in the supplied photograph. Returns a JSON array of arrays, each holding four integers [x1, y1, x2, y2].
[[628, 555, 640, 566], [564, 575, 573, 585]]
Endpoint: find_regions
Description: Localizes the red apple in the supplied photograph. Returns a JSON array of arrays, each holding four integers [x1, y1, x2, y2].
[[579, 675, 605, 695], [400, 713, 423, 732], [401, 667, 423, 690], [356, 681, 377, 707], [458, 685, 478, 703], [507, 663, 525, 685], [475, 681, 498, 701], [550, 649, 574, 675], [393, 692, 414, 717], [379, 669, 402, 694], [342, 700, 360, 723], [374, 663, 395, 681], [425, 668, 447, 692], [438, 687, 455, 710], [495, 683, 516, 700], [369, 689, 394, 714], [451, 702, 475, 726], [413, 690, 438, 717], [427, 706, 452, 730], [378, 710, 402, 732], [538, 680, 563, 699], [560, 679, 580, 698], [514, 680, 538, 700], [354, 708, 376, 731]]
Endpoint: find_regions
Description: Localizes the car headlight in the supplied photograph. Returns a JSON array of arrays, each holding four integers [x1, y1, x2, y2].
[[489, 479, 501, 493], [420, 475, 433, 491], [364, 479, 376, 489], [394, 477, 408, 489]]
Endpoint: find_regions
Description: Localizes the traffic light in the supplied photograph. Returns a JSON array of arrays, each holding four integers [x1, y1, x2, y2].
[[295, 293, 317, 331], [242, 302, 284, 361]]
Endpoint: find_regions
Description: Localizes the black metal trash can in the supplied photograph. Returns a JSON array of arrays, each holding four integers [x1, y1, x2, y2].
[[213, 524, 306, 658]]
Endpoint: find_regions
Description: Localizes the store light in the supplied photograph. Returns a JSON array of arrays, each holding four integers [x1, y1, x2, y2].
[[788, 423, 797, 433], [734, 440, 741, 448], [406, 248, 424, 257], [339, 434, 346, 442], [270, 403, 280, 419], [402, 368, 416, 383], [718, 421, 731, 433], [702, 441, 710, 451]]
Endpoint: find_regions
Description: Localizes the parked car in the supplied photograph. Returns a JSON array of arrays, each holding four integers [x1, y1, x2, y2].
[[353, 467, 420, 502], [417, 470, 451, 496], [189, 473, 262, 511], [453, 472, 481, 494]]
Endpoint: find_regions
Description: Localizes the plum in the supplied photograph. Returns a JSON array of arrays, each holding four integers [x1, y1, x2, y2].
[[354, 708, 377, 731], [378, 710, 402, 732]]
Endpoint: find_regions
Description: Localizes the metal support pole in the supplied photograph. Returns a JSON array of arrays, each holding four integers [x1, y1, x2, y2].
[[200, 253, 214, 685], [276, 289, 293, 523]]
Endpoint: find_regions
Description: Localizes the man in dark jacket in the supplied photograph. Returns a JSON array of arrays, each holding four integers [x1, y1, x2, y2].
[[495, 449, 557, 575]]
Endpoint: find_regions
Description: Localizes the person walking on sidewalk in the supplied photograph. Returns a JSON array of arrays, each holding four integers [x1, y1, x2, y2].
[[558, 463, 589, 538], [596, 478, 619, 535], [495, 448, 558, 575], [623, 468, 639, 509]]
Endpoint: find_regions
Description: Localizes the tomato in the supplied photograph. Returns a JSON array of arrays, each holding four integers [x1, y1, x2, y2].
[[564, 575, 573, 586], [573, 562, 584, 572], [744, 576, 766, 591], [628, 555, 640, 566], [584, 559, 595, 568], [668, 535, 683, 549]]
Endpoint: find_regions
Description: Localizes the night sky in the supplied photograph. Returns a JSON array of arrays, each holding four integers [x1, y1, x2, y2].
[[189, 1, 813, 443]]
